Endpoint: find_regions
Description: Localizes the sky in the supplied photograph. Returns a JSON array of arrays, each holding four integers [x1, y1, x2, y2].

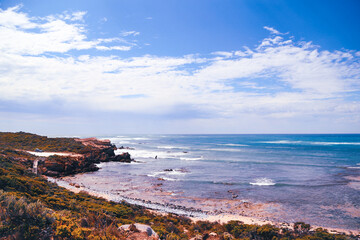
[[0, 0, 360, 135]]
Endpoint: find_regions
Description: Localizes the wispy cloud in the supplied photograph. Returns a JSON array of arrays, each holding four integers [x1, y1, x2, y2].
[[264, 26, 282, 35], [0, 6, 359, 133], [0, 5, 136, 55], [121, 31, 140, 37]]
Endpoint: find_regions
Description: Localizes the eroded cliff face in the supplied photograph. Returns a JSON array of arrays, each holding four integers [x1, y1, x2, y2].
[[37, 137, 132, 177]]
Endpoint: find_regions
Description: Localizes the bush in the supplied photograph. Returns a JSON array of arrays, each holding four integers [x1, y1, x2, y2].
[[0, 190, 55, 239]]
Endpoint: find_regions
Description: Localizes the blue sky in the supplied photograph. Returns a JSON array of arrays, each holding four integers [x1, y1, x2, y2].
[[0, 0, 359, 135]]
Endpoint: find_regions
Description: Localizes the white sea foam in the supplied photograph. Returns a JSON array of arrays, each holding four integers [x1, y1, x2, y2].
[[166, 170, 187, 175], [160, 177, 177, 181], [311, 142, 360, 146], [260, 140, 303, 144], [180, 157, 203, 161], [261, 140, 360, 146], [106, 137, 132, 144], [115, 148, 186, 159], [218, 143, 248, 147], [147, 172, 179, 181], [107, 136, 153, 145], [157, 145, 189, 150], [249, 178, 276, 186]]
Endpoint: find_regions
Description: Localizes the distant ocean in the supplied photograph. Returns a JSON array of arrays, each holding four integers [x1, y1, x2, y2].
[[62, 134, 360, 230]]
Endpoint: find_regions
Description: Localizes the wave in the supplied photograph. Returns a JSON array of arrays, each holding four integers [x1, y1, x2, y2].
[[147, 172, 181, 181], [147, 169, 188, 181], [157, 145, 189, 150], [115, 149, 186, 159], [203, 148, 244, 152], [180, 157, 203, 161], [107, 136, 153, 145], [249, 178, 276, 186], [347, 166, 360, 169], [218, 143, 248, 147], [260, 140, 360, 146]]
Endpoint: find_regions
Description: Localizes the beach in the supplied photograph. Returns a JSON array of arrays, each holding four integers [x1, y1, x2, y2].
[[46, 134, 360, 234]]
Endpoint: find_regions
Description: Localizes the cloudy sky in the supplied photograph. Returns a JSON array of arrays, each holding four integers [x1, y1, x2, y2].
[[0, 0, 360, 135]]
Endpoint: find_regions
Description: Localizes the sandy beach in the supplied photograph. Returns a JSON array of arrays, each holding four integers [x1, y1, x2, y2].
[[48, 175, 360, 236]]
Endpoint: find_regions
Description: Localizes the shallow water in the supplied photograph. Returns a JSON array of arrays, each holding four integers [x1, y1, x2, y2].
[[65, 134, 360, 230]]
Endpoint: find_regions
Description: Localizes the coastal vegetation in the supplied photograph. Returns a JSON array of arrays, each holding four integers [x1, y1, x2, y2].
[[0, 132, 88, 153], [0, 132, 357, 239]]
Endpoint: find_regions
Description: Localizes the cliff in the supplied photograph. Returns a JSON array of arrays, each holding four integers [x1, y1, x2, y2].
[[0, 132, 133, 177]]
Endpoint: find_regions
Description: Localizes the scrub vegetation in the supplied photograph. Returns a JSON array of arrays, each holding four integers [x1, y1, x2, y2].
[[0, 132, 357, 239]]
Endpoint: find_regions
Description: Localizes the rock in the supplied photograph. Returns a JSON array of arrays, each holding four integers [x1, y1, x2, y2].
[[119, 223, 159, 239], [129, 224, 139, 232], [44, 161, 64, 172], [44, 170, 60, 177], [112, 152, 132, 162], [38, 137, 133, 177], [164, 169, 173, 171]]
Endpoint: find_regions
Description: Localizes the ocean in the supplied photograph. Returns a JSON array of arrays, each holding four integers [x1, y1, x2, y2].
[[61, 134, 360, 230]]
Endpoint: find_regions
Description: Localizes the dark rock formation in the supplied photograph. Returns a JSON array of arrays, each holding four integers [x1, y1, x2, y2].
[[111, 152, 132, 163], [37, 137, 133, 177]]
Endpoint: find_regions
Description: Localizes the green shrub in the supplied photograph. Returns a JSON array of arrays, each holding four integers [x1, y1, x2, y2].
[[0, 190, 55, 239]]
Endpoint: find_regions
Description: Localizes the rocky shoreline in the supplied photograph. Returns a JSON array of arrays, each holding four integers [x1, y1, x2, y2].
[[51, 175, 360, 236], [31, 137, 134, 177]]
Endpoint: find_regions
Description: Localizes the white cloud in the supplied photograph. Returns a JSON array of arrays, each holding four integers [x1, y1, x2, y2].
[[264, 26, 282, 35], [0, 5, 36, 29], [121, 31, 140, 37], [0, 6, 136, 55], [0, 6, 359, 133], [212, 51, 233, 58], [96, 45, 132, 51]]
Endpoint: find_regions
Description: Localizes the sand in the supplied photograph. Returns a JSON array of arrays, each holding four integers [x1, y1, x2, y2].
[[27, 151, 83, 157], [47, 176, 359, 236]]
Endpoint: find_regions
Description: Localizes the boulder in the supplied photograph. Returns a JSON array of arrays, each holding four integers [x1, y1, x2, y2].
[[112, 152, 132, 163], [119, 223, 159, 239]]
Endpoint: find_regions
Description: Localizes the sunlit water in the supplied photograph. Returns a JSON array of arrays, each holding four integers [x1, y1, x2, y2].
[[65, 134, 360, 230]]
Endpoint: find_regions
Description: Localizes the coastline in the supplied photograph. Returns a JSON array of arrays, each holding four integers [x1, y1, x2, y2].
[[1, 132, 359, 239], [48, 175, 360, 236]]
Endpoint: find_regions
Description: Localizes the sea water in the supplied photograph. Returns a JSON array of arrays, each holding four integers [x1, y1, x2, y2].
[[68, 134, 360, 230]]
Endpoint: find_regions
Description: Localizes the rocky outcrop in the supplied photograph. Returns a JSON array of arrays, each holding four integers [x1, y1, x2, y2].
[[38, 155, 99, 177], [111, 152, 132, 163], [37, 137, 133, 177]]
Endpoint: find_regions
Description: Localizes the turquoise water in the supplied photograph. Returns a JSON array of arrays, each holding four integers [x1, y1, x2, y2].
[[84, 134, 360, 229]]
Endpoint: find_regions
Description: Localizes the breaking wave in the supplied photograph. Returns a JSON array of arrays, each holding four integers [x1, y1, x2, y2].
[[250, 178, 276, 186], [261, 140, 360, 146]]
